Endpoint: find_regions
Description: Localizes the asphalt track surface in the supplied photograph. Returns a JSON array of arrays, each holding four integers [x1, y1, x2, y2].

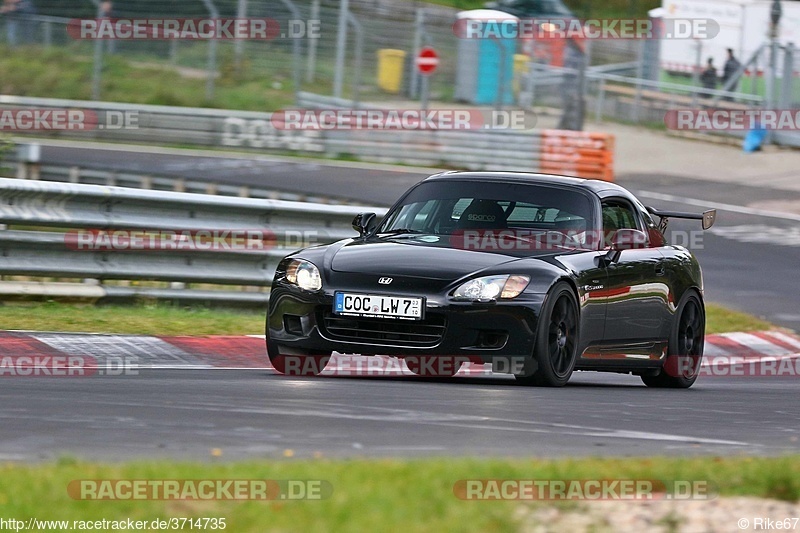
[[1, 370, 798, 462], [1, 142, 796, 462], [37, 143, 426, 205]]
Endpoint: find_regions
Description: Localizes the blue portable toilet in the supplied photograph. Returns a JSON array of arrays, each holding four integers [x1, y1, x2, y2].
[[455, 9, 518, 106]]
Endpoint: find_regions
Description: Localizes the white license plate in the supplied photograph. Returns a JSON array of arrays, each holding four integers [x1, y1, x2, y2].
[[333, 292, 424, 320]]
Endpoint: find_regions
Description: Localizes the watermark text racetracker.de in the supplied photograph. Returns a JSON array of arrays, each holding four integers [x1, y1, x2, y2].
[[450, 229, 705, 252], [453, 479, 715, 500], [665, 109, 800, 131], [64, 229, 326, 252], [224, 109, 536, 150], [68, 18, 320, 40], [270, 108, 537, 131], [68, 479, 332, 500], [667, 355, 800, 378], [453, 17, 719, 40], [0, 108, 138, 132], [0, 355, 138, 377]]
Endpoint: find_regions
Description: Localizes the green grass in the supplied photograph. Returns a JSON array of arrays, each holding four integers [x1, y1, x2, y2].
[[0, 301, 775, 336], [704, 303, 774, 335], [0, 302, 264, 335], [0, 45, 296, 111], [0, 455, 798, 531]]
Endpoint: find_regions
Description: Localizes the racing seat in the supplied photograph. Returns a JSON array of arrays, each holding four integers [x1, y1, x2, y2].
[[458, 199, 508, 230]]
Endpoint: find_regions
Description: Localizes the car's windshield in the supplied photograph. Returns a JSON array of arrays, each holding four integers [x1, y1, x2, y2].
[[379, 179, 596, 249]]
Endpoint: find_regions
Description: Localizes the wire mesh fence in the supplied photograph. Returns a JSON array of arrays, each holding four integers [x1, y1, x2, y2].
[[0, 0, 640, 107], [0, 0, 798, 145]]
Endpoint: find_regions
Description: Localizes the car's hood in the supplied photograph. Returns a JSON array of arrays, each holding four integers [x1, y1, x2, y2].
[[329, 236, 555, 280]]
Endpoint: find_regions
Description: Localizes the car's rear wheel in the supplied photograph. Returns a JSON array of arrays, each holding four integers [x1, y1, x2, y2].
[[266, 329, 331, 376], [641, 291, 705, 389], [515, 282, 579, 387]]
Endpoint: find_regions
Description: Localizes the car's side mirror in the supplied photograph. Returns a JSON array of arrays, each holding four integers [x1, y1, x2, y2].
[[352, 212, 378, 238], [603, 228, 648, 264]]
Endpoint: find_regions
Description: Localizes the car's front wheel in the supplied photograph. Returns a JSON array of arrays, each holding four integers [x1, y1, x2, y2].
[[641, 291, 705, 389], [515, 282, 579, 387]]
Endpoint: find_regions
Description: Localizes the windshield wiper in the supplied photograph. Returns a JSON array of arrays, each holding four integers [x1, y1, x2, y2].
[[379, 228, 425, 235]]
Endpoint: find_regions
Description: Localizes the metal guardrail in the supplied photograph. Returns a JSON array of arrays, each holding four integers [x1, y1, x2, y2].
[[8, 162, 366, 206], [0, 93, 593, 173], [0, 177, 387, 306]]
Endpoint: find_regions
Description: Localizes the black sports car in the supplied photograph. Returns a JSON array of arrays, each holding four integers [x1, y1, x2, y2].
[[266, 172, 716, 388]]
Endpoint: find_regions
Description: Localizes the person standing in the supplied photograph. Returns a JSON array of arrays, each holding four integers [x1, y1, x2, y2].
[[699, 58, 717, 99], [556, 38, 587, 131], [722, 48, 741, 100]]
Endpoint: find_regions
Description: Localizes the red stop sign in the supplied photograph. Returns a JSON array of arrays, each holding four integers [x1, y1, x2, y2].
[[415, 46, 439, 76]]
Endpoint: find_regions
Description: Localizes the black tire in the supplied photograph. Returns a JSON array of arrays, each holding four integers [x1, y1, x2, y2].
[[266, 326, 330, 377], [515, 282, 580, 387], [641, 291, 705, 389]]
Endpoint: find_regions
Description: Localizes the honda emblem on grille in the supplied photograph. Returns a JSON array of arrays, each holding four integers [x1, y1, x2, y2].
[[378, 277, 393, 285]]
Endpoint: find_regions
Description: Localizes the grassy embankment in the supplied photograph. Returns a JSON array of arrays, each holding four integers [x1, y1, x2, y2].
[[1, 455, 798, 531]]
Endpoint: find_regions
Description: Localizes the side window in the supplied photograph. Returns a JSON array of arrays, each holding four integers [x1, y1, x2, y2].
[[601, 199, 642, 242]]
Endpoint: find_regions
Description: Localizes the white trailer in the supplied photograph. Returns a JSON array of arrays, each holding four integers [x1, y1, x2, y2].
[[659, 0, 800, 74]]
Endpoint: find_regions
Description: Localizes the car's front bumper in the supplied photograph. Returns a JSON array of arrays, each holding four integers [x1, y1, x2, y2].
[[267, 280, 545, 363]]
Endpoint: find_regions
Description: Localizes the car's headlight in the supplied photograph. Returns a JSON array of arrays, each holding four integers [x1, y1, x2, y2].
[[285, 259, 322, 291], [452, 275, 530, 301]]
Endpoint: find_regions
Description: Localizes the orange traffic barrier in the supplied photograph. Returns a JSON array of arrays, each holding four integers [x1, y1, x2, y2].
[[540, 130, 615, 182]]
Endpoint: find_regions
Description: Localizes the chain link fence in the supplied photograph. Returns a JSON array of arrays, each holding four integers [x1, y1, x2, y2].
[[1, 1, 798, 145]]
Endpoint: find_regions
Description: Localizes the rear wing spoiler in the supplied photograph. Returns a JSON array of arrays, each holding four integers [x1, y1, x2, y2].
[[646, 207, 717, 231]]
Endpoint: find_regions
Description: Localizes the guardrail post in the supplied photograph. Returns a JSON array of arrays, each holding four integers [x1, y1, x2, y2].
[[170, 40, 179, 65], [691, 40, 702, 108], [43, 20, 52, 47], [306, 0, 320, 83], [200, 0, 220, 101], [409, 8, 425, 99], [16, 143, 40, 180], [633, 40, 645, 123], [779, 43, 794, 111], [91, 3, 104, 100], [595, 79, 606, 123], [279, 0, 304, 105], [235, 0, 248, 70], [333, 0, 350, 99], [347, 12, 363, 107]]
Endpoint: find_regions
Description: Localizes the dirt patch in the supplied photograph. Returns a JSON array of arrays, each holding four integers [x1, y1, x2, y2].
[[515, 496, 800, 532]]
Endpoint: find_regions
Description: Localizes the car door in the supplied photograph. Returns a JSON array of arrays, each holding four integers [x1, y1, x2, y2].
[[600, 197, 671, 345]]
